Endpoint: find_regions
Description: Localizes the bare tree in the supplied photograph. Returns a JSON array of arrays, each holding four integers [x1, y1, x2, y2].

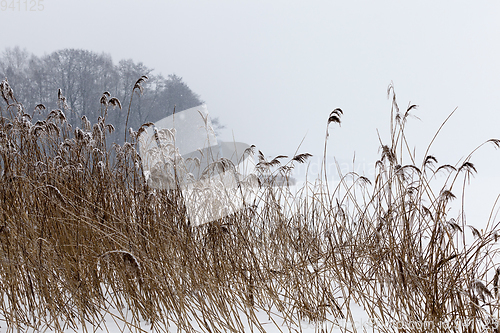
[[0, 47, 207, 144]]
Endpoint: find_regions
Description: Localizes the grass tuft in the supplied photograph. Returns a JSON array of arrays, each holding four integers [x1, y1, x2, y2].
[[0, 78, 499, 332]]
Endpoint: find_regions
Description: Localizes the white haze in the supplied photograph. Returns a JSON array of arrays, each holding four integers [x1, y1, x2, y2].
[[1, 0, 500, 226]]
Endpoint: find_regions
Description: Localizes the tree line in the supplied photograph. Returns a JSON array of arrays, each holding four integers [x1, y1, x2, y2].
[[0, 47, 207, 143]]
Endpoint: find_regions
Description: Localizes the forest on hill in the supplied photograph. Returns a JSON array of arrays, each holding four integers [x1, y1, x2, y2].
[[0, 47, 206, 143]]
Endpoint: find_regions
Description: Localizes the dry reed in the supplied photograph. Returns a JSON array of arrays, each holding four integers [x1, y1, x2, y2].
[[0, 78, 499, 332]]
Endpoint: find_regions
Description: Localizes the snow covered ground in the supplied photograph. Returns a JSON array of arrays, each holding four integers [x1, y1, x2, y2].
[[0, 289, 371, 333]]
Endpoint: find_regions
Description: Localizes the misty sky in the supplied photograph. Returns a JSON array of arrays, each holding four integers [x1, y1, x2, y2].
[[2, 0, 500, 222]]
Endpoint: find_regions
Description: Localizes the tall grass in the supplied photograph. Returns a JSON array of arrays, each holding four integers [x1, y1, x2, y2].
[[0, 77, 500, 332]]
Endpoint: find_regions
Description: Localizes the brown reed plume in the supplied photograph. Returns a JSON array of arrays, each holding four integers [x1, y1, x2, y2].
[[0, 77, 499, 332]]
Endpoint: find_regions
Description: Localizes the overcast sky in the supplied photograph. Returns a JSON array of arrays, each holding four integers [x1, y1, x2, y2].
[[2, 0, 500, 222]]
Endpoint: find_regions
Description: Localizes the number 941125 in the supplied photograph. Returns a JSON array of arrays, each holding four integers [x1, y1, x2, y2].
[[1, 0, 44, 11]]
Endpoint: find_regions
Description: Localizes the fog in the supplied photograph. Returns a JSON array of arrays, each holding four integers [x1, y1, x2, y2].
[[2, 0, 500, 222]]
